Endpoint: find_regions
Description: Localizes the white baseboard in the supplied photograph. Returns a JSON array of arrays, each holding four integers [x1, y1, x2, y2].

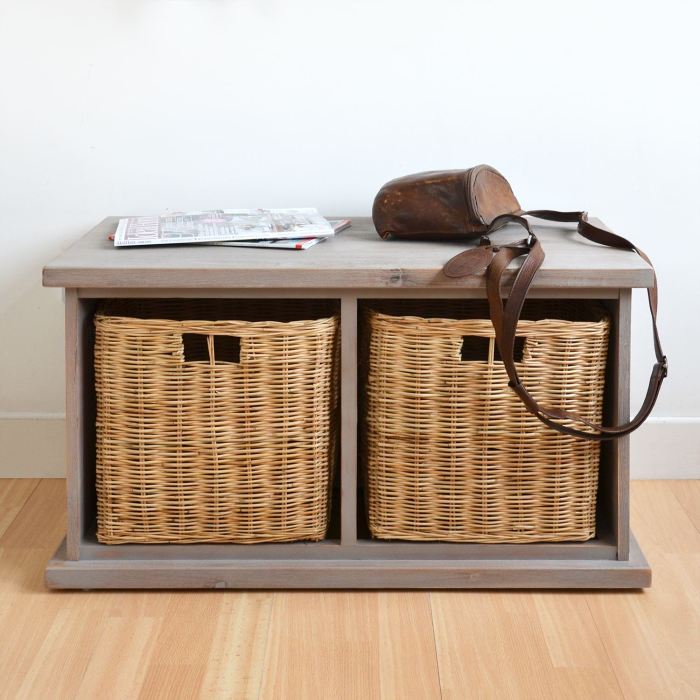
[[630, 417, 700, 479], [0, 414, 66, 478], [0, 415, 698, 479]]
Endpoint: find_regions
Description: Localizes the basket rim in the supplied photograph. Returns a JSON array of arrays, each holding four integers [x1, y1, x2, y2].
[[94, 311, 339, 333], [365, 307, 610, 331]]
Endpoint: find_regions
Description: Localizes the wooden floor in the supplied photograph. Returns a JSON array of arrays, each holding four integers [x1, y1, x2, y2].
[[0, 480, 698, 699]]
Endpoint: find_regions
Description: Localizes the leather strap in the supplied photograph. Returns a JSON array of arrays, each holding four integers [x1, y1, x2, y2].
[[444, 211, 667, 441]]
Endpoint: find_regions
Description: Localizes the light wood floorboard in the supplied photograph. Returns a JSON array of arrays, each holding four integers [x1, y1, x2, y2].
[[0, 479, 698, 699], [584, 481, 700, 699], [670, 480, 700, 534], [0, 479, 39, 538]]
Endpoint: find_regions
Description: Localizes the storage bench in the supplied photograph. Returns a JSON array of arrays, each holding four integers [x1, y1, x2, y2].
[[42, 216, 652, 588]]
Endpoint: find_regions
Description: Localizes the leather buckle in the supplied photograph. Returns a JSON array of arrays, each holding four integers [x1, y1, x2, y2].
[[661, 356, 668, 378]]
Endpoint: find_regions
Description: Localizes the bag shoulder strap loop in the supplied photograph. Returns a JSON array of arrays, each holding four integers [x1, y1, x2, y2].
[[446, 211, 667, 441]]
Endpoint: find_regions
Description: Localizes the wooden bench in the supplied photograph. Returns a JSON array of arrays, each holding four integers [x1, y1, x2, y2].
[[42, 216, 652, 588]]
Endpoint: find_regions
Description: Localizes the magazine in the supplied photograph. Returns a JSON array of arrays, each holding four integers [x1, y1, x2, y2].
[[113, 208, 335, 247], [212, 220, 351, 250]]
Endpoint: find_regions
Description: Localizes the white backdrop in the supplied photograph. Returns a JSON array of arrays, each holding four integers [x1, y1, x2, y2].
[[1, 0, 698, 475]]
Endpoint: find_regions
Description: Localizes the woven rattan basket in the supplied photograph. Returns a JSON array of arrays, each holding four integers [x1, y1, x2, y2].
[[362, 300, 610, 543], [94, 300, 339, 544]]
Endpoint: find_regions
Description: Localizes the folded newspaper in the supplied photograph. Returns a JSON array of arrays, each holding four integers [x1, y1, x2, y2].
[[114, 208, 336, 247]]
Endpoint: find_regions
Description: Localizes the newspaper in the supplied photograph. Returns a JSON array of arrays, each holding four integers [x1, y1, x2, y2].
[[114, 208, 335, 247]]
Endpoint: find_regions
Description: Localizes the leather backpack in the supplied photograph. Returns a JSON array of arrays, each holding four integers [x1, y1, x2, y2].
[[372, 165, 666, 441]]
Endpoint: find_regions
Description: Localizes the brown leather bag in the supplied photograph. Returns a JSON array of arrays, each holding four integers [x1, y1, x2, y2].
[[372, 165, 667, 441]]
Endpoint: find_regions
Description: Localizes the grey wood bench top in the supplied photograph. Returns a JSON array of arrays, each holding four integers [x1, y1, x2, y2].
[[43, 216, 653, 289]]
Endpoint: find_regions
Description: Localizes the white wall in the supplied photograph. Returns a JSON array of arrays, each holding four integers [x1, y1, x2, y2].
[[1, 0, 698, 476]]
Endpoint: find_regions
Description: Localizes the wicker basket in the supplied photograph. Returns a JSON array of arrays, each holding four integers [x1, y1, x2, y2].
[[362, 300, 610, 543], [94, 300, 339, 544]]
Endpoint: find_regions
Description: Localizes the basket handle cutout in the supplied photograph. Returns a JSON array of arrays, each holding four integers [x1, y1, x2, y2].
[[461, 335, 525, 363], [183, 333, 241, 364]]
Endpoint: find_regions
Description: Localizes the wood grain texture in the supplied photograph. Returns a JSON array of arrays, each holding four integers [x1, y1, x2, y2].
[[44, 541, 651, 589], [136, 593, 222, 698], [260, 591, 440, 699], [42, 217, 655, 289], [76, 287, 625, 300], [0, 478, 38, 537], [15, 607, 106, 699], [0, 479, 68, 698], [64, 289, 82, 559], [669, 479, 700, 532], [0, 479, 698, 698], [0, 479, 66, 551], [614, 289, 632, 559], [77, 533, 618, 561], [533, 593, 623, 697], [201, 593, 272, 699], [586, 481, 700, 699], [431, 590, 622, 699], [340, 295, 358, 545], [74, 616, 159, 699]]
